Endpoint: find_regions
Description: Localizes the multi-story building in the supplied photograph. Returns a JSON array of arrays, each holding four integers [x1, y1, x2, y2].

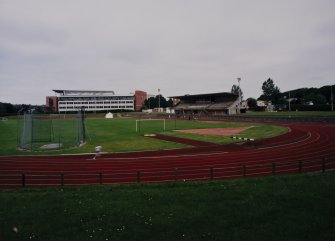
[[45, 96, 58, 113], [48, 90, 136, 112], [134, 90, 147, 111]]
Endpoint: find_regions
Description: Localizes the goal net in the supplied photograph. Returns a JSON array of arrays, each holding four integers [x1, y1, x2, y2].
[[17, 109, 86, 151], [135, 119, 176, 134]]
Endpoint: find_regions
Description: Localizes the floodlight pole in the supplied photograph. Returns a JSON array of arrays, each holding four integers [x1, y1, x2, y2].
[[237, 78, 241, 114], [331, 85, 334, 112], [289, 91, 291, 111], [158, 88, 161, 112]]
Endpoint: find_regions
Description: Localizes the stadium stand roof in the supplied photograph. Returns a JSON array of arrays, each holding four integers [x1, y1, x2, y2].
[[171, 92, 240, 115], [169, 92, 238, 100]]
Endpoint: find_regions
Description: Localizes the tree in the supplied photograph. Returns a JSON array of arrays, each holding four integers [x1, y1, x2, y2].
[[0, 102, 17, 116], [231, 85, 243, 100], [247, 98, 257, 109], [302, 93, 327, 105], [167, 99, 173, 108], [143, 95, 172, 109], [261, 78, 281, 103], [143, 97, 156, 109], [0, 103, 6, 116]]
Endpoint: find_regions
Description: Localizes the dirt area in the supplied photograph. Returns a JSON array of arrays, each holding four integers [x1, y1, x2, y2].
[[174, 127, 252, 136]]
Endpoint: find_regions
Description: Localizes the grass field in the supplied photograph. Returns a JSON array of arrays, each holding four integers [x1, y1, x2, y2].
[[1, 172, 335, 241], [0, 118, 288, 156], [1, 115, 334, 241]]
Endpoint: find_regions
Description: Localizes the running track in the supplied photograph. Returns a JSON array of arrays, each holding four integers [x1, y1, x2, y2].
[[1, 123, 335, 187]]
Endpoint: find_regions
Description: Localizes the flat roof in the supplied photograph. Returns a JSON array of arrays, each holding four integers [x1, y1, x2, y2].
[[53, 90, 116, 96]]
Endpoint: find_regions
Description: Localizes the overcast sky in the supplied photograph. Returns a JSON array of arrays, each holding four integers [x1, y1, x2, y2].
[[1, 0, 334, 104]]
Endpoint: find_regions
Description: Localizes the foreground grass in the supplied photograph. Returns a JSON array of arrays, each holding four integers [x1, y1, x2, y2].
[[1, 172, 335, 241], [0, 118, 287, 156]]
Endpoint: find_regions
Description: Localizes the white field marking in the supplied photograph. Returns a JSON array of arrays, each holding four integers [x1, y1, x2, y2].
[[94, 131, 317, 162], [0, 156, 328, 174], [59, 152, 106, 156], [258, 132, 313, 150], [1, 130, 328, 167], [86, 151, 229, 161], [3, 133, 331, 168], [4, 144, 328, 170], [2, 152, 332, 174]]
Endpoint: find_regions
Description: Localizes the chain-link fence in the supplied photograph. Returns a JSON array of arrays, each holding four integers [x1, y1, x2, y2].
[[17, 110, 86, 151]]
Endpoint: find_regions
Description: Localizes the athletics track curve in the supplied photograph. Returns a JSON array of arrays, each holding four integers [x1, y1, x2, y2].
[[0, 123, 335, 187]]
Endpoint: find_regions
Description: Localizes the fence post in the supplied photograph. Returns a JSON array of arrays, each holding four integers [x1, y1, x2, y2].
[[99, 173, 103, 184], [22, 173, 26, 187], [175, 168, 179, 181], [299, 160, 302, 173], [243, 165, 247, 177], [61, 173, 64, 187], [322, 158, 326, 173], [137, 171, 140, 183], [210, 167, 214, 180], [272, 162, 276, 175]]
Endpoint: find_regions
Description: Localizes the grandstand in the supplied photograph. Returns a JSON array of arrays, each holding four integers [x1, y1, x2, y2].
[[170, 92, 241, 116]]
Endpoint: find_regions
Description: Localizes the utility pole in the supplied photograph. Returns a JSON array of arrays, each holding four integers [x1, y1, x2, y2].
[[289, 91, 291, 111], [331, 85, 334, 112], [237, 77, 241, 114], [158, 88, 161, 112]]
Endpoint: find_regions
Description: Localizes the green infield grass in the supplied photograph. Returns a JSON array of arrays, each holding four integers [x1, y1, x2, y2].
[[1, 172, 334, 241], [0, 117, 288, 156]]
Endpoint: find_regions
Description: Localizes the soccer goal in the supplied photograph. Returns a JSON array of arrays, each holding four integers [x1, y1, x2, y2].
[[17, 109, 86, 151], [135, 118, 179, 134]]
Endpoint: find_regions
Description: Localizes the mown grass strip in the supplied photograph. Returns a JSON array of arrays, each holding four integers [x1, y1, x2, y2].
[[1, 172, 335, 241]]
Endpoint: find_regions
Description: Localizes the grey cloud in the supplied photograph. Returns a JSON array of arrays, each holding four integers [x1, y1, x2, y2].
[[0, 0, 334, 104]]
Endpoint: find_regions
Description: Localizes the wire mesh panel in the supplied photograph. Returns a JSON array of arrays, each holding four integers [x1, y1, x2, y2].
[[32, 115, 53, 142], [17, 109, 86, 151]]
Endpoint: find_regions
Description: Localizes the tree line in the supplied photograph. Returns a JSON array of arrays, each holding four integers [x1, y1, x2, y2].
[[0, 103, 46, 117], [237, 78, 334, 111]]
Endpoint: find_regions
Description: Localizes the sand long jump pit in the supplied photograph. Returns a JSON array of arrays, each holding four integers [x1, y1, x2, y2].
[[174, 126, 253, 136]]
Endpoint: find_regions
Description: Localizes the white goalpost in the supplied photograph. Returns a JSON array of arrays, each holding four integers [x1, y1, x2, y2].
[[136, 119, 166, 133]]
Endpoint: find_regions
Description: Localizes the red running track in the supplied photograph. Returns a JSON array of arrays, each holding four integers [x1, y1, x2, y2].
[[1, 123, 335, 187]]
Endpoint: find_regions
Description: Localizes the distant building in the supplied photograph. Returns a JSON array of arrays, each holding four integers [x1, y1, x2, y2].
[[49, 90, 134, 112], [170, 92, 241, 116], [47, 89, 149, 113], [241, 100, 248, 110], [134, 90, 147, 111], [257, 100, 267, 107], [46, 96, 58, 112]]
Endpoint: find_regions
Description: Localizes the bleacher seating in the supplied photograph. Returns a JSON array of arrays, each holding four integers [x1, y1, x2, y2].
[[172, 92, 239, 116]]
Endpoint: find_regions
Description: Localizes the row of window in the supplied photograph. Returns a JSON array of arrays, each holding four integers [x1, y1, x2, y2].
[[59, 101, 133, 105], [59, 106, 134, 110], [58, 96, 133, 101]]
